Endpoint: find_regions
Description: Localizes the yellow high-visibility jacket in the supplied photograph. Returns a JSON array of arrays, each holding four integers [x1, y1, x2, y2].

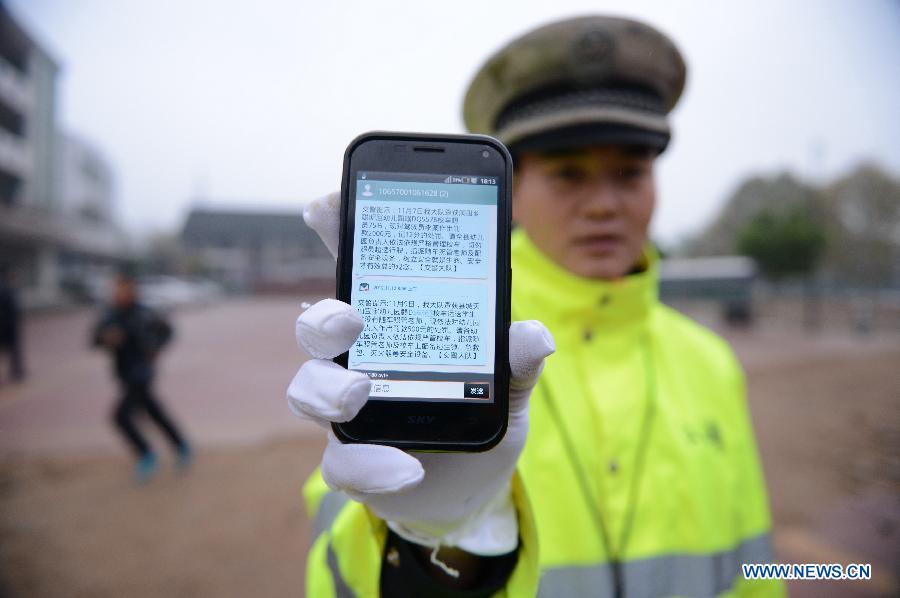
[[303, 230, 784, 597]]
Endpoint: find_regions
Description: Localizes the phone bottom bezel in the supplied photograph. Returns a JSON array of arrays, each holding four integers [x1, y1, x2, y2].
[[331, 390, 509, 453]]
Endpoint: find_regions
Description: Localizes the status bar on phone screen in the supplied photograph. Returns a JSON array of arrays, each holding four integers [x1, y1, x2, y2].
[[358, 171, 495, 185]]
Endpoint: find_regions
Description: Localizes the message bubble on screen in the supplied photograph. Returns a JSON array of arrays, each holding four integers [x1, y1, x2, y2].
[[350, 281, 487, 367], [354, 185, 492, 279]]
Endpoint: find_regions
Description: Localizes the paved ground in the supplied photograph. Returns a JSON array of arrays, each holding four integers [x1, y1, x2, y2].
[[0, 297, 898, 596]]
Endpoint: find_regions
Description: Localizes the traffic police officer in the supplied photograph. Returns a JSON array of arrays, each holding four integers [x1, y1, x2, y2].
[[294, 15, 783, 597]]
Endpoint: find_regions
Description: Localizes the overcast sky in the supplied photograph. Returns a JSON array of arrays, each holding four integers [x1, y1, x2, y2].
[[9, 0, 900, 245]]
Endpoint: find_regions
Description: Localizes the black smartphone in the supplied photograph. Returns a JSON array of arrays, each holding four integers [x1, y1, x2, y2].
[[333, 131, 512, 452]]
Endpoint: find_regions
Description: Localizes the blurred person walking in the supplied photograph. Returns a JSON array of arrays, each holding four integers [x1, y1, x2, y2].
[[0, 263, 25, 383], [92, 269, 191, 482]]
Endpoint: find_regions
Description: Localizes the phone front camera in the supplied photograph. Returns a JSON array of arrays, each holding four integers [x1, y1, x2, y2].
[[481, 150, 490, 158]]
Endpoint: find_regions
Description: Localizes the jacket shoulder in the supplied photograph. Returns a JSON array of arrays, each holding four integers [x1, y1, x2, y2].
[[134, 303, 161, 319], [652, 304, 742, 381]]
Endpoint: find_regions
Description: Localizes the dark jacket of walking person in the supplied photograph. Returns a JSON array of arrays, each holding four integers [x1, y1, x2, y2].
[[92, 273, 191, 481], [0, 264, 25, 383]]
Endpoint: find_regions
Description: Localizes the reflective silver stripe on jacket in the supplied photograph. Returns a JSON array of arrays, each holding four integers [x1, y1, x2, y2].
[[317, 491, 356, 597], [539, 562, 615, 597], [326, 540, 357, 598], [538, 533, 774, 598], [313, 490, 350, 540]]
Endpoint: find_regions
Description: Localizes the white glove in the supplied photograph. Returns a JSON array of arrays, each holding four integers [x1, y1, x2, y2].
[[287, 192, 554, 557]]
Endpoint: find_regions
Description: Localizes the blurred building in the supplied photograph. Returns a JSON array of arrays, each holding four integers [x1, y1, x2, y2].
[[0, 1, 55, 211], [0, 2, 127, 308], [57, 132, 115, 224], [180, 207, 332, 292]]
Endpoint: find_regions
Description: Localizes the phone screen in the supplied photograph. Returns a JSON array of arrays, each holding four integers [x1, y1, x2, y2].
[[348, 171, 498, 403]]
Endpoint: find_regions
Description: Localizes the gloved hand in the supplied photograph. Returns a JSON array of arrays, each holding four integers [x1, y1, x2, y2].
[[287, 192, 554, 557]]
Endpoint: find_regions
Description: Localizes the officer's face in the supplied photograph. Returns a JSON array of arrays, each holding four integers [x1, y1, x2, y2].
[[513, 146, 656, 279]]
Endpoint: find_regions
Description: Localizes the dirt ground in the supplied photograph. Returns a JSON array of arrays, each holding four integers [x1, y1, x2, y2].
[[0, 298, 898, 597]]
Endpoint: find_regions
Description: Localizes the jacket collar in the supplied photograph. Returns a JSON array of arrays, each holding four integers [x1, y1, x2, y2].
[[510, 229, 659, 333]]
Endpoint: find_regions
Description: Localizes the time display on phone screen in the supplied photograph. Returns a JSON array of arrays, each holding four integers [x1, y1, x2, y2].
[[348, 172, 498, 403]]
